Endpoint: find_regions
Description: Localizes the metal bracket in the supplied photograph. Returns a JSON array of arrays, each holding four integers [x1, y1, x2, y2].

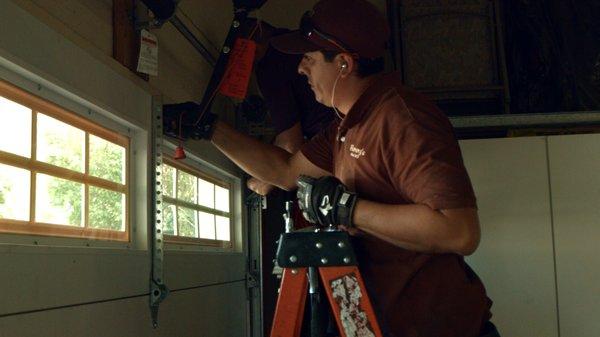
[[246, 271, 259, 288], [261, 195, 267, 210], [149, 95, 169, 328], [245, 192, 261, 206], [139, 0, 177, 26], [133, 1, 163, 32], [245, 271, 260, 301], [276, 231, 357, 268], [245, 188, 265, 337]]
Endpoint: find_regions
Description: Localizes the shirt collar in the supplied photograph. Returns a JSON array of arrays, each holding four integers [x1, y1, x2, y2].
[[338, 72, 403, 135]]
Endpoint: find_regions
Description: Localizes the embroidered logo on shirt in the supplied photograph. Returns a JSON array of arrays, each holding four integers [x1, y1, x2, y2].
[[349, 144, 366, 159]]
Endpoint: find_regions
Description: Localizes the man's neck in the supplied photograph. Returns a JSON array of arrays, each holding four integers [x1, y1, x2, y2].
[[336, 74, 378, 115]]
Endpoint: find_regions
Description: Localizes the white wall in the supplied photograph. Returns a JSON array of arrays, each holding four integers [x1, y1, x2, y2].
[[461, 134, 600, 337], [461, 137, 558, 337], [548, 134, 600, 337]]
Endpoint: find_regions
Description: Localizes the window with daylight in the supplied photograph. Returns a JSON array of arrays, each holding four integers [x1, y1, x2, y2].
[[161, 158, 232, 247], [0, 80, 129, 241]]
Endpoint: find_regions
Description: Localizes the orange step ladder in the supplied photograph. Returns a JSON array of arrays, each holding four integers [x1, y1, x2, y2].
[[270, 229, 383, 337]]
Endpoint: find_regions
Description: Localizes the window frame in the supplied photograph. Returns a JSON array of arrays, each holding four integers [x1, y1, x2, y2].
[[162, 157, 234, 248], [0, 79, 130, 241]]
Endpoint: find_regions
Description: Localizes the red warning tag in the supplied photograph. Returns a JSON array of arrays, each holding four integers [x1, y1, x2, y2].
[[218, 38, 256, 99]]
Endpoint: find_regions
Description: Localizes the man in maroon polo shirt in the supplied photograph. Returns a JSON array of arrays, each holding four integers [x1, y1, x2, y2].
[[165, 0, 500, 336], [247, 35, 333, 195]]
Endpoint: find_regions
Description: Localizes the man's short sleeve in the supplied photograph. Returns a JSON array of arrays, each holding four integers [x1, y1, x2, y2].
[[385, 120, 477, 210], [299, 122, 337, 173]]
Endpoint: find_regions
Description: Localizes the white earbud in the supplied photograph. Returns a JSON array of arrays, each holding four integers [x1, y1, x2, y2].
[[340, 62, 348, 70]]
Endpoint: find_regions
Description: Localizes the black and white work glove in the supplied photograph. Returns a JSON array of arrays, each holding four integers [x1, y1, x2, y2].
[[163, 102, 218, 140], [296, 175, 357, 228]]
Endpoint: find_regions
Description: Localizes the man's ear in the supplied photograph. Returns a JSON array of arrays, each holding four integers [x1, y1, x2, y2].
[[337, 53, 355, 77]]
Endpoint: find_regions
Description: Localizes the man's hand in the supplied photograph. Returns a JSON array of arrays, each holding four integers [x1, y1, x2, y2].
[[163, 102, 218, 140], [247, 177, 275, 196], [296, 175, 357, 228]]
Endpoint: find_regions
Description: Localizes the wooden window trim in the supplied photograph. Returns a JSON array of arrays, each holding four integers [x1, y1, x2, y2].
[[0, 150, 127, 193], [0, 79, 128, 147], [0, 219, 127, 241], [164, 157, 230, 189], [0, 79, 130, 242], [163, 196, 230, 217], [164, 234, 232, 248]]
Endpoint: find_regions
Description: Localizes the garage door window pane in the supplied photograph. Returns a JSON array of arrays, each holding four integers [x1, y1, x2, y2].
[[89, 135, 125, 184], [199, 211, 215, 239], [197, 178, 214, 208], [177, 171, 196, 203], [37, 114, 85, 173], [0, 96, 31, 158], [163, 203, 176, 235], [35, 173, 84, 226], [178, 206, 197, 238], [216, 215, 230, 241], [215, 185, 229, 212], [0, 163, 30, 221], [89, 186, 125, 231], [162, 165, 175, 198]]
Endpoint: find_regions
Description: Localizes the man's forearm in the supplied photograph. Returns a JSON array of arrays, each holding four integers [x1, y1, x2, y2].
[[210, 121, 295, 190], [273, 122, 304, 154], [246, 124, 304, 194], [352, 200, 480, 255]]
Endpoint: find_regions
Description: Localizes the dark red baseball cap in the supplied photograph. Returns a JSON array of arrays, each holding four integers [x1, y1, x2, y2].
[[270, 0, 390, 59]]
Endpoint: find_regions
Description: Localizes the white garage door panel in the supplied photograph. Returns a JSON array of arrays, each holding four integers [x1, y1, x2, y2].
[[0, 249, 149, 316], [548, 134, 600, 337], [164, 252, 246, 289], [158, 282, 247, 337], [0, 281, 246, 337], [460, 137, 558, 337]]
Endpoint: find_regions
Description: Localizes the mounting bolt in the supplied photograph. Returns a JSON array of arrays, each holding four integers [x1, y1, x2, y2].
[[343, 257, 351, 264], [321, 258, 328, 264], [291, 269, 298, 275], [338, 242, 345, 248], [223, 46, 231, 54], [289, 255, 297, 263], [233, 20, 240, 28], [315, 242, 323, 249]]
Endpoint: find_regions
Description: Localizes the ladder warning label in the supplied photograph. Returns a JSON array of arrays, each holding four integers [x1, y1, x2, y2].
[[330, 273, 376, 337]]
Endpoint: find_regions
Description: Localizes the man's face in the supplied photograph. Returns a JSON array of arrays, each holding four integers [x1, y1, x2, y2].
[[297, 51, 339, 106]]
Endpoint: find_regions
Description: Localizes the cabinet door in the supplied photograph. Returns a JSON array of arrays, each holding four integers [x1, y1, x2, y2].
[[460, 137, 558, 337], [548, 134, 600, 337]]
